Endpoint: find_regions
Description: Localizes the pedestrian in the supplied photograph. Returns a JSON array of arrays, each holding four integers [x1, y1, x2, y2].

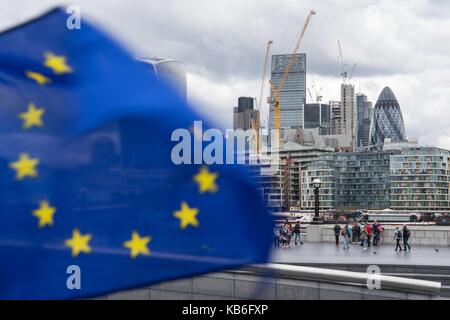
[[281, 224, 288, 247], [293, 221, 303, 245], [287, 223, 293, 246], [360, 227, 368, 250], [342, 224, 351, 250], [334, 224, 341, 245], [393, 227, 403, 251], [365, 223, 372, 247], [352, 222, 360, 243], [273, 225, 280, 247], [378, 223, 384, 244], [372, 221, 380, 246], [360, 222, 365, 246], [403, 225, 411, 251]]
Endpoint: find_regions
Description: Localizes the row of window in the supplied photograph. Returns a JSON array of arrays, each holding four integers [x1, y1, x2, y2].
[[391, 195, 449, 201]]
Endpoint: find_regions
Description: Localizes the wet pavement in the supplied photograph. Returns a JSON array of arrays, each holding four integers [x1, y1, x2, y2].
[[270, 241, 450, 266]]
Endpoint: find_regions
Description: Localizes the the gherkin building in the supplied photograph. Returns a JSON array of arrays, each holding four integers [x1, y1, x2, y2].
[[370, 87, 406, 149]]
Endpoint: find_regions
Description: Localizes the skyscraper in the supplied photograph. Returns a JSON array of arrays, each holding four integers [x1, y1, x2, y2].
[[341, 84, 355, 147], [268, 53, 306, 130], [356, 94, 373, 148], [370, 86, 406, 149], [304, 103, 331, 135], [330, 101, 343, 135], [233, 96, 259, 130]]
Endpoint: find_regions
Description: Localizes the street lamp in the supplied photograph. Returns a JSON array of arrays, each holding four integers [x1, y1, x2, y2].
[[312, 178, 322, 224]]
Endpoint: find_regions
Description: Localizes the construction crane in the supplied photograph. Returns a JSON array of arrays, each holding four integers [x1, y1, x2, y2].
[[337, 40, 348, 83], [269, 10, 316, 148], [252, 40, 273, 154], [307, 88, 314, 103], [349, 63, 357, 81], [310, 74, 323, 103]]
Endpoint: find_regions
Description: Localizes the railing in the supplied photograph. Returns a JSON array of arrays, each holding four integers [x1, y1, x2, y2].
[[238, 263, 441, 296]]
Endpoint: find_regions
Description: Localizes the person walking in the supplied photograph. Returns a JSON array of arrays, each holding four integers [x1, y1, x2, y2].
[[334, 224, 341, 246], [352, 222, 360, 243], [280, 224, 289, 248], [293, 221, 303, 245], [403, 225, 412, 252], [372, 221, 380, 246], [342, 224, 351, 250], [273, 225, 280, 247], [365, 223, 372, 247], [394, 227, 403, 251], [360, 222, 365, 246], [285, 223, 293, 247], [360, 227, 368, 250], [378, 223, 384, 244]]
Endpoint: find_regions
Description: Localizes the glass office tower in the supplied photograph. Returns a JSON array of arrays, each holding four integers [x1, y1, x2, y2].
[[356, 94, 372, 148], [370, 87, 406, 149], [268, 54, 306, 130]]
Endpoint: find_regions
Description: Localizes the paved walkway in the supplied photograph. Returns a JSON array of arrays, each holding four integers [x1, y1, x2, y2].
[[270, 242, 450, 267]]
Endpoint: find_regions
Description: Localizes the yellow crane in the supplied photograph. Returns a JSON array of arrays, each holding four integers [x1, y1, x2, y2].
[[270, 10, 316, 148], [252, 40, 273, 154]]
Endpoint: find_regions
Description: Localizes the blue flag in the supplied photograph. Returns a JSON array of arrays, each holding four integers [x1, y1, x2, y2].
[[0, 8, 272, 299]]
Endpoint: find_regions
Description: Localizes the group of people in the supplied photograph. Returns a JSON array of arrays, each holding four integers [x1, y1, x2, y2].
[[333, 221, 384, 250], [333, 221, 412, 252], [273, 221, 303, 248], [274, 220, 413, 252], [393, 225, 412, 252]]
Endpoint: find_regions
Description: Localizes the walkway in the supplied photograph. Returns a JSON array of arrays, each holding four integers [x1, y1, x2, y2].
[[270, 242, 450, 267]]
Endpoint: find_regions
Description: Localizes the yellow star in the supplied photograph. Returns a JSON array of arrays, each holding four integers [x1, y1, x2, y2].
[[123, 231, 152, 258], [65, 229, 92, 257], [9, 153, 39, 180], [25, 70, 51, 85], [173, 201, 199, 229], [43, 52, 72, 74], [32, 200, 56, 228], [19, 103, 45, 129], [193, 166, 218, 193]]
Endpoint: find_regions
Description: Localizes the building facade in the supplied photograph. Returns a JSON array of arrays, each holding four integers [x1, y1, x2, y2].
[[301, 151, 394, 210], [341, 84, 355, 147], [330, 100, 343, 135], [356, 94, 372, 148], [254, 142, 333, 212], [268, 54, 306, 130], [390, 147, 450, 210], [297, 147, 450, 211], [300, 154, 336, 210], [370, 86, 406, 150], [334, 151, 393, 209], [304, 103, 331, 135], [233, 96, 259, 131]]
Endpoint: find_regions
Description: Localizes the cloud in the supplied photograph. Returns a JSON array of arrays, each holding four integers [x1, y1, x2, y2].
[[0, 0, 449, 148]]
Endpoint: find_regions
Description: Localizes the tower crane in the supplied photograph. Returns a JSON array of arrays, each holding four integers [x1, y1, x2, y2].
[[310, 74, 323, 103], [252, 40, 273, 154], [349, 63, 357, 81], [307, 88, 314, 103], [337, 40, 347, 83], [269, 10, 316, 148]]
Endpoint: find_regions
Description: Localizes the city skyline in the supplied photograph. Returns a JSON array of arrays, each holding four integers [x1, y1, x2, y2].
[[1, 1, 448, 150]]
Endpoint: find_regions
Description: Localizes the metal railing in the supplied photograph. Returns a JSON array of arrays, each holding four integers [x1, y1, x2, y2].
[[238, 263, 441, 296]]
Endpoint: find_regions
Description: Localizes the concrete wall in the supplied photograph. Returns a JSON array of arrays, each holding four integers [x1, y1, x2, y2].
[[307, 225, 450, 246], [97, 270, 437, 300]]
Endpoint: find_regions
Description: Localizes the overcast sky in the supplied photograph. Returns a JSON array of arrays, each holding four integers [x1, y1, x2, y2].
[[1, 0, 449, 148]]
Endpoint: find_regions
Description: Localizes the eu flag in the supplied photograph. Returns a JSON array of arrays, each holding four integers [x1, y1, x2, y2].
[[0, 8, 272, 299]]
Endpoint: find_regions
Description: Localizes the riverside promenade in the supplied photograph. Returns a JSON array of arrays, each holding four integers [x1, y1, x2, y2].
[[271, 242, 450, 266]]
